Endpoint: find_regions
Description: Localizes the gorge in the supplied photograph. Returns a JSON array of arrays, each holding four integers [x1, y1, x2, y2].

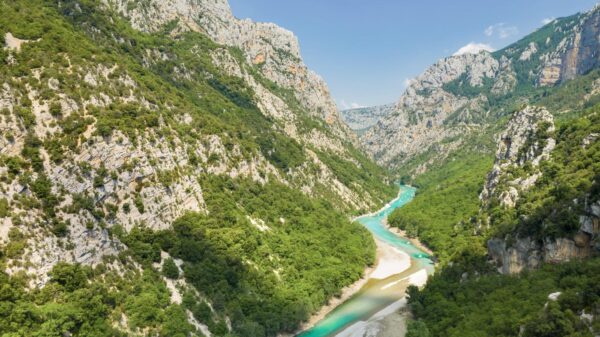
[[0, 1, 599, 337], [299, 186, 433, 337]]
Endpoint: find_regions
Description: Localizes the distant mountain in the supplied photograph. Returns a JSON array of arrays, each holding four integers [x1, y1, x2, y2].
[[376, 3, 600, 264], [340, 103, 395, 135], [361, 6, 600, 172]]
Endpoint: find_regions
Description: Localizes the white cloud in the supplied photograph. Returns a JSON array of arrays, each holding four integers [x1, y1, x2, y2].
[[541, 17, 555, 25], [339, 100, 364, 110], [484, 23, 519, 39], [453, 42, 495, 56], [484, 26, 494, 37]]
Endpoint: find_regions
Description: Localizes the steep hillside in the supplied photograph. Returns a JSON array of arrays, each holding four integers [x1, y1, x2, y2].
[[403, 104, 599, 337], [484, 107, 600, 274], [0, 1, 394, 336], [406, 254, 600, 337], [367, 4, 600, 263], [362, 6, 600, 173], [378, 6, 600, 336]]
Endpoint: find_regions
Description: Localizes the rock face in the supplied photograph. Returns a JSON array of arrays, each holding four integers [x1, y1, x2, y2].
[[359, 5, 600, 172], [102, 0, 350, 136], [537, 7, 600, 86], [361, 51, 506, 169], [488, 203, 599, 274], [341, 103, 395, 134], [0, 0, 389, 286], [480, 106, 555, 208], [483, 107, 599, 274], [488, 233, 598, 274]]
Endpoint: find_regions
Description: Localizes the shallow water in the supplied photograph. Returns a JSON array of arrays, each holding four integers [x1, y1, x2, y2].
[[297, 186, 434, 337]]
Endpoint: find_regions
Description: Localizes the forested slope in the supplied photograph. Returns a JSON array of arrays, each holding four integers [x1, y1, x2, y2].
[[0, 0, 394, 336]]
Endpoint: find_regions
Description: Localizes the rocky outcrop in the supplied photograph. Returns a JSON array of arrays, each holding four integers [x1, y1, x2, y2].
[[4, 32, 30, 52], [480, 106, 555, 208], [487, 198, 599, 275], [341, 103, 395, 134], [102, 0, 350, 137], [488, 200, 600, 274], [361, 51, 508, 169], [483, 107, 599, 274], [537, 6, 600, 86]]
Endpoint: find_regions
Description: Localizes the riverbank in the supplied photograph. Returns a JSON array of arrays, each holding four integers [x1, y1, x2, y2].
[[292, 239, 412, 334], [382, 219, 434, 257], [334, 266, 428, 337], [337, 298, 414, 337], [292, 185, 433, 337], [294, 189, 415, 332]]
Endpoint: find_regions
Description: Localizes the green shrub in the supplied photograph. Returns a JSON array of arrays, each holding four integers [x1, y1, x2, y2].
[[49, 101, 62, 117], [51, 221, 69, 237], [0, 198, 9, 218], [49, 262, 88, 291], [162, 257, 179, 279], [134, 194, 145, 213], [407, 258, 600, 337]]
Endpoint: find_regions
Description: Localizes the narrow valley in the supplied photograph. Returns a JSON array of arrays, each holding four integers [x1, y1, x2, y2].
[[299, 186, 433, 337], [0, 1, 599, 337]]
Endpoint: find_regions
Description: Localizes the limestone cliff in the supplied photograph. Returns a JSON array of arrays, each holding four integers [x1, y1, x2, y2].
[[102, 0, 351, 138], [479, 106, 555, 209], [361, 51, 512, 169], [483, 107, 599, 274], [0, 0, 392, 289], [536, 6, 600, 86], [359, 5, 600, 173]]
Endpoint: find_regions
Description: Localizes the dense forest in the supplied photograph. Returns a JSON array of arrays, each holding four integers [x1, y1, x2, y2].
[[406, 255, 600, 337], [117, 176, 376, 336], [388, 140, 494, 263]]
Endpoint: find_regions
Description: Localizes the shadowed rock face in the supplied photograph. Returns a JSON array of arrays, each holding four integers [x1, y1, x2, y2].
[[562, 8, 600, 82], [537, 6, 600, 86]]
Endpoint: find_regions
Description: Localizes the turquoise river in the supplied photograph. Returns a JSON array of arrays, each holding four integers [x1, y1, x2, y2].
[[298, 186, 434, 337]]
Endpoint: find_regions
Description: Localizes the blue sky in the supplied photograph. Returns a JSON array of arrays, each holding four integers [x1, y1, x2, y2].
[[228, 0, 599, 109]]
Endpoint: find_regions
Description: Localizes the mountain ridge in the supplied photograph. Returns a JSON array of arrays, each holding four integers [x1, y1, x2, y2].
[[359, 5, 600, 173]]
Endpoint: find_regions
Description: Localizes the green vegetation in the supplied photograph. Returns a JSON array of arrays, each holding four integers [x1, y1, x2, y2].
[[115, 175, 375, 336], [389, 135, 495, 263], [0, 198, 9, 218], [489, 110, 600, 240], [442, 73, 495, 99], [0, 262, 197, 337], [406, 255, 600, 337], [162, 258, 179, 279], [317, 147, 396, 215]]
